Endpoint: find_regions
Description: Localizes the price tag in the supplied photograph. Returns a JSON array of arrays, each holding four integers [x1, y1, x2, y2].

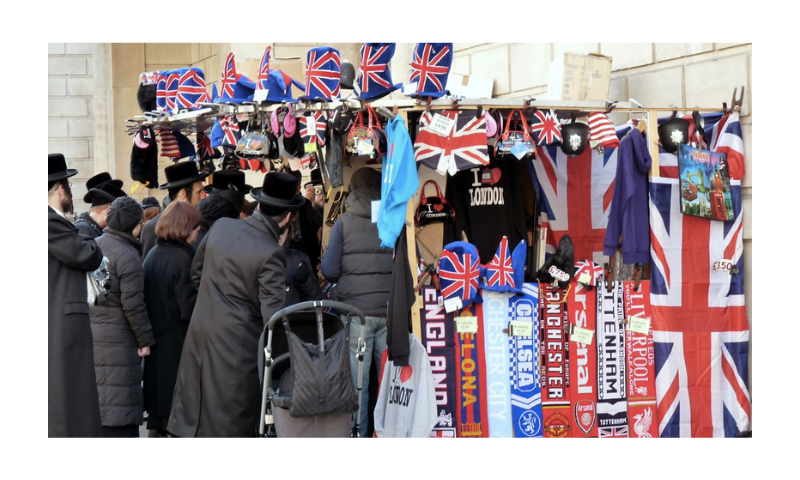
[[371, 200, 380, 223], [444, 296, 462, 313], [571, 325, 594, 345], [456, 316, 478, 333], [510, 320, 533, 337], [252, 89, 269, 102], [628, 315, 651, 335], [578, 272, 591, 285], [357, 139, 374, 156], [304, 142, 318, 153], [510, 142, 530, 160], [429, 113, 455, 136]]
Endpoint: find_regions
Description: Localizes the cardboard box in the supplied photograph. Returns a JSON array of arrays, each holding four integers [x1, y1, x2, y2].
[[546, 53, 612, 101], [445, 73, 494, 99]]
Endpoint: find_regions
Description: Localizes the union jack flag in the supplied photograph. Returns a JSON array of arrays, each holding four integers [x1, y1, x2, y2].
[[439, 247, 481, 304], [414, 110, 489, 174], [707, 111, 745, 180], [219, 115, 240, 148], [649, 176, 750, 437], [573, 259, 604, 287], [356, 43, 398, 98], [256, 46, 272, 88], [410, 43, 451, 94], [175, 67, 209, 110], [220, 53, 237, 100], [483, 236, 514, 289], [299, 111, 327, 149], [165, 69, 182, 112], [304, 47, 341, 101], [529, 142, 619, 262], [156, 72, 168, 111], [530, 109, 562, 145]]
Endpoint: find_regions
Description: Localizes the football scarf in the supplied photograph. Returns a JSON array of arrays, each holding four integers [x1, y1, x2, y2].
[[567, 281, 599, 437], [624, 280, 658, 438], [419, 286, 458, 438], [596, 280, 628, 437], [482, 290, 513, 437], [540, 283, 571, 438], [455, 302, 489, 437], [509, 283, 543, 437]]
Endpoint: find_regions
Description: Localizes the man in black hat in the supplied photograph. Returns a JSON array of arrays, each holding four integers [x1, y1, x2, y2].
[[191, 169, 252, 247], [302, 168, 325, 218], [75, 172, 127, 239], [48, 153, 105, 437], [167, 171, 306, 437], [140, 161, 209, 259]]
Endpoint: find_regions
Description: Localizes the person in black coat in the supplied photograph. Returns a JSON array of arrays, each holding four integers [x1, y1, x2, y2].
[[74, 173, 127, 239], [48, 154, 105, 437], [91, 196, 156, 437], [142, 200, 203, 437]]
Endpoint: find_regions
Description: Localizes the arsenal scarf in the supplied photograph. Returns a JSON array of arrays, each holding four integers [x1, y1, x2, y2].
[[419, 286, 458, 438], [567, 281, 599, 437], [482, 290, 513, 437], [624, 280, 658, 438], [597, 280, 628, 437], [540, 283, 571, 438], [509, 283, 543, 437], [455, 302, 489, 437]]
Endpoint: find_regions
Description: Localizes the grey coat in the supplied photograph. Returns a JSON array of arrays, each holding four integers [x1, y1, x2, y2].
[[48, 207, 104, 437], [92, 228, 155, 427], [168, 211, 287, 437]]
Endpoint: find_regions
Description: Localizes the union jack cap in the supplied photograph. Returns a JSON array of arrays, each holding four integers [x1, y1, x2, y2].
[[439, 241, 482, 308], [354, 43, 403, 100], [408, 43, 452, 99], [480, 237, 527, 293], [299, 46, 341, 102], [176, 67, 209, 111]]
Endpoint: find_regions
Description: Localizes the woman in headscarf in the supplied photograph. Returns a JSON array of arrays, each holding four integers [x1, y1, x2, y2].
[[91, 196, 156, 437], [141, 200, 202, 437]]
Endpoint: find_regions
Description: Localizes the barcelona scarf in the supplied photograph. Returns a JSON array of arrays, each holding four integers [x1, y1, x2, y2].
[[540, 283, 571, 438], [419, 286, 458, 438], [509, 283, 542, 437], [597, 280, 628, 437], [624, 280, 658, 438], [482, 290, 512, 437], [567, 281, 599, 437], [455, 303, 489, 437]]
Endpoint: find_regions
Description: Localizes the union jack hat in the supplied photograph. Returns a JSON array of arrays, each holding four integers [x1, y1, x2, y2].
[[439, 241, 483, 309], [299, 46, 341, 102], [214, 53, 256, 104], [165, 68, 186, 113], [354, 43, 403, 100], [480, 237, 527, 294], [155, 71, 169, 111], [573, 259, 603, 288], [408, 43, 452, 99], [175, 67, 210, 111], [529, 109, 562, 146], [257, 69, 304, 104]]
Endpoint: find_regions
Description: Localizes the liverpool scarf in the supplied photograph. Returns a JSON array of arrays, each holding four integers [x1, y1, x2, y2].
[[419, 286, 458, 438], [597, 280, 628, 437], [624, 280, 658, 438], [540, 283, 571, 437], [482, 290, 513, 437], [455, 302, 489, 437], [509, 283, 543, 437], [567, 281, 599, 437]]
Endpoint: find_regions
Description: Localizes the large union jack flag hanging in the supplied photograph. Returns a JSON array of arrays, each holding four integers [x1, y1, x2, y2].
[[175, 67, 209, 110], [302, 46, 341, 101], [409, 43, 452, 98], [414, 110, 489, 175], [355, 43, 401, 100]]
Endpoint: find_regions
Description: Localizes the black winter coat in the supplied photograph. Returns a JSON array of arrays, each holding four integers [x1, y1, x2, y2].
[[74, 212, 104, 239], [141, 238, 198, 430], [92, 228, 155, 427], [48, 207, 104, 437]]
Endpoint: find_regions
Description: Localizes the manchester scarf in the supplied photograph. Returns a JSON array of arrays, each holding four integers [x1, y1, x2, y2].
[[540, 283, 571, 437], [597, 280, 628, 437]]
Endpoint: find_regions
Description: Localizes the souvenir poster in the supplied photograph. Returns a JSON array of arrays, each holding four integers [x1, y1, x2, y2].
[[678, 143, 733, 221]]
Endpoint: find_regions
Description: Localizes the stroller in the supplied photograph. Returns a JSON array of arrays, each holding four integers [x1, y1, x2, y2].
[[258, 300, 366, 437]]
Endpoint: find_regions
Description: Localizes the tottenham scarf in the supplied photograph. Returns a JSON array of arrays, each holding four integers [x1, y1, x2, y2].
[[419, 286, 458, 438], [509, 283, 543, 437], [482, 290, 513, 437], [567, 281, 599, 437], [455, 302, 489, 437], [624, 280, 658, 438], [540, 283, 571, 438], [597, 280, 629, 437]]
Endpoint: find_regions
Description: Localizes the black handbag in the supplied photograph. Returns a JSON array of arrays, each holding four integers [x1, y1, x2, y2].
[[415, 179, 455, 226]]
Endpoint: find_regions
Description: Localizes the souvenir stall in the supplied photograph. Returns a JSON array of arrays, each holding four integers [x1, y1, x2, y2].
[[126, 43, 750, 439]]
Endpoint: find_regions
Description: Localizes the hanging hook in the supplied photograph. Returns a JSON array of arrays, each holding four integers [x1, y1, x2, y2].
[[633, 263, 643, 291], [604, 100, 618, 114], [730, 86, 745, 112], [426, 96, 432, 113]]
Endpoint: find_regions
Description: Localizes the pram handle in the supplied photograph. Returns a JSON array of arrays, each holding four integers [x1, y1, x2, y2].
[[266, 300, 366, 332]]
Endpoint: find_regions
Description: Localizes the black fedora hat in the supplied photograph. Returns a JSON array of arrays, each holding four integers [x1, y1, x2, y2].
[[48, 153, 79, 182], [85, 172, 123, 191], [84, 182, 128, 206], [303, 168, 323, 190], [203, 169, 253, 195], [158, 161, 209, 190], [658, 117, 690, 153], [560, 114, 590, 156], [250, 171, 306, 213]]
